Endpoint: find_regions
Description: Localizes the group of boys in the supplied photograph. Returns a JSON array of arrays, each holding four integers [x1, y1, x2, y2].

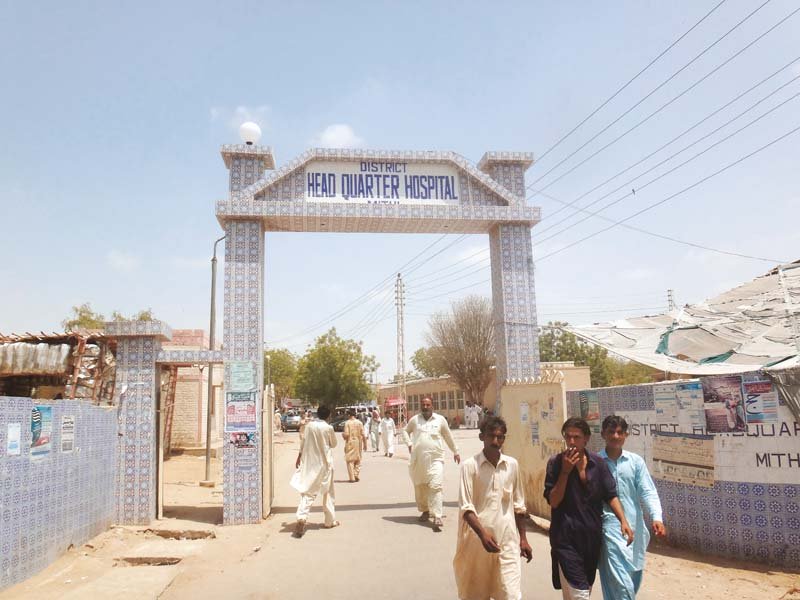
[[290, 398, 664, 600]]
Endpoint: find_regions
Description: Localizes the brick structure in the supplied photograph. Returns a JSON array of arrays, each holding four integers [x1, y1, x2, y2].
[[161, 329, 223, 452]]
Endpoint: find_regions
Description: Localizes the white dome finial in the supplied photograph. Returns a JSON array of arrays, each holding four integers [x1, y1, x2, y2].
[[239, 121, 262, 145]]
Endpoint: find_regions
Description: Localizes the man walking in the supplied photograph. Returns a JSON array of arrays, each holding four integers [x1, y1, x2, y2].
[[453, 416, 532, 600], [343, 409, 367, 482], [544, 417, 633, 600], [368, 408, 381, 452], [599, 416, 665, 600], [290, 405, 340, 537], [380, 411, 396, 457], [403, 396, 460, 532]]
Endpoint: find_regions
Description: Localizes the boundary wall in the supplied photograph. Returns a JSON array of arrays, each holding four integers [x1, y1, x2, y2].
[[566, 375, 800, 569], [0, 397, 117, 590]]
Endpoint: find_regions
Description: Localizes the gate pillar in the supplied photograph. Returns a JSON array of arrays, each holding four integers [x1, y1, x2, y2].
[[106, 320, 172, 525], [480, 154, 540, 391], [220, 144, 273, 524]]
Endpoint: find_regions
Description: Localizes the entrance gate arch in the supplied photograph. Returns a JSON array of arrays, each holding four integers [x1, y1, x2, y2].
[[218, 144, 541, 525]]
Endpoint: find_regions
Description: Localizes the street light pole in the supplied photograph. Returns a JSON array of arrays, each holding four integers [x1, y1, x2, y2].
[[202, 234, 226, 486]]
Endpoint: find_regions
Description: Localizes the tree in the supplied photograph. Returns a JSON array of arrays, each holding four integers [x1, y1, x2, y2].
[[64, 304, 157, 331], [294, 328, 378, 407], [425, 295, 494, 405], [539, 321, 612, 387], [63, 303, 105, 331], [264, 348, 298, 401], [410, 346, 447, 378], [539, 321, 656, 388]]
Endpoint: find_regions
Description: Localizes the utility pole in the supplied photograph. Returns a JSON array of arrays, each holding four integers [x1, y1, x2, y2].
[[395, 273, 406, 417], [667, 288, 676, 312]]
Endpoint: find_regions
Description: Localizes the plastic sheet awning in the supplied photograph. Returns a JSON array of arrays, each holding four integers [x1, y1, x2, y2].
[[566, 261, 800, 376]]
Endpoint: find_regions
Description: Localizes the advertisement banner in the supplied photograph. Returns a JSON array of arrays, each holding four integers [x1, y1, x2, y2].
[[579, 389, 601, 434], [743, 380, 779, 424], [653, 383, 678, 424], [60, 415, 75, 453], [225, 391, 258, 432], [701, 375, 746, 433], [229, 361, 256, 393], [31, 405, 53, 459], [6, 423, 21, 456], [652, 431, 715, 488]]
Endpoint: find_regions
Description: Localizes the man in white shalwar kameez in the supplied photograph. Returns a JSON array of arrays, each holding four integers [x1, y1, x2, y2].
[[403, 397, 460, 532], [290, 405, 339, 537], [380, 413, 396, 457], [454, 416, 532, 600]]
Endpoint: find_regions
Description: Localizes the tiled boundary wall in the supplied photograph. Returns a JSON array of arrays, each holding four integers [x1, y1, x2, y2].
[[566, 375, 800, 569], [0, 397, 117, 590]]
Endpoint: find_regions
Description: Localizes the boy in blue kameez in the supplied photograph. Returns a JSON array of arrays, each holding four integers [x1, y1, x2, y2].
[[599, 416, 666, 600]]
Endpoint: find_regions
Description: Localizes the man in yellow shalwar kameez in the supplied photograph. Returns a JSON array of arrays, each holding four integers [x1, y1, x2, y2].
[[343, 409, 366, 482]]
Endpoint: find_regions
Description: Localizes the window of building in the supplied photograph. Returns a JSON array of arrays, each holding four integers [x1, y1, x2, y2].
[[448, 390, 455, 410]]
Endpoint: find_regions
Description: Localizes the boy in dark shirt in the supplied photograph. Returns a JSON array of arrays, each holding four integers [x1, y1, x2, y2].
[[544, 417, 633, 599]]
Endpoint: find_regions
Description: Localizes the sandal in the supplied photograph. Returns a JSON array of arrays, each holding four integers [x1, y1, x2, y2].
[[323, 520, 341, 529]]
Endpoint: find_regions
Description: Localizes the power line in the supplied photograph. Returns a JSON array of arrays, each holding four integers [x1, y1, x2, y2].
[[535, 88, 800, 248], [405, 250, 490, 285], [536, 122, 800, 263], [265, 234, 451, 345], [534, 0, 729, 164], [536, 55, 800, 227], [530, 3, 798, 195]]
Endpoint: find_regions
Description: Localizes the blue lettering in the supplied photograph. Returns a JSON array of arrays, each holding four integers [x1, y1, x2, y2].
[[391, 175, 399, 198], [341, 174, 350, 199], [365, 175, 374, 198]]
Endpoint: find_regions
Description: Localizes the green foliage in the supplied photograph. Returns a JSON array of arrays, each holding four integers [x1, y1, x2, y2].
[[539, 321, 655, 388], [63, 303, 105, 331], [294, 328, 378, 407], [410, 346, 447, 378], [264, 348, 298, 401], [111, 308, 156, 322]]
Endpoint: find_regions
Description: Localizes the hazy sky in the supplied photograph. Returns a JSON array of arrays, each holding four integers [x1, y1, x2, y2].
[[1, 1, 798, 381]]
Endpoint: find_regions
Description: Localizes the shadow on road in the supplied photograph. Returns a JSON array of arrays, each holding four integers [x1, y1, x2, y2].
[[163, 505, 223, 525], [270, 501, 458, 514]]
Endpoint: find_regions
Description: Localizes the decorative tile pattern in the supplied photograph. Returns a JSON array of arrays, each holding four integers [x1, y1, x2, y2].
[[217, 198, 540, 234], [235, 148, 523, 207], [104, 320, 172, 340], [0, 397, 117, 591], [222, 154, 265, 525], [156, 349, 223, 365], [490, 222, 540, 385], [114, 334, 161, 525]]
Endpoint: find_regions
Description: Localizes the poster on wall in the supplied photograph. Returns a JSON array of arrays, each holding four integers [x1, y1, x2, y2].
[[60, 415, 75, 453], [30, 405, 53, 459], [229, 361, 256, 393], [230, 431, 256, 448], [743, 380, 779, 424], [234, 447, 259, 471], [6, 423, 21, 456], [675, 381, 705, 429], [701, 375, 746, 433], [225, 391, 258, 432], [530, 421, 540, 445], [653, 383, 678, 424], [652, 431, 715, 487], [579, 390, 601, 433], [520, 402, 529, 424]]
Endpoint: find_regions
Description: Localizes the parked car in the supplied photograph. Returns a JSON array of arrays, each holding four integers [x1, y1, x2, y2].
[[282, 411, 302, 432], [329, 416, 348, 433]]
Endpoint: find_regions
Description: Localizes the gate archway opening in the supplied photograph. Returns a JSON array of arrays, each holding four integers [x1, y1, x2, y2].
[[217, 135, 541, 525]]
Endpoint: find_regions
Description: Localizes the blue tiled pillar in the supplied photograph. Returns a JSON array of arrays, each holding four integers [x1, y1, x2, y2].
[[105, 320, 172, 525]]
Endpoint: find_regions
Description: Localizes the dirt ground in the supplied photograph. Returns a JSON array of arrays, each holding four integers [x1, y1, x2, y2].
[[3, 430, 798, 599]]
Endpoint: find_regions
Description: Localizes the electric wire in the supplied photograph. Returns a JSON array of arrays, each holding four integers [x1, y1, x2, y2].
[[536, 122, 800, 263], [527, 0, 773, 192], [534, 0, 729, 164], [530, 3, 799, 196], [535, 55, 800, 227], [535, 88, 800, 248]]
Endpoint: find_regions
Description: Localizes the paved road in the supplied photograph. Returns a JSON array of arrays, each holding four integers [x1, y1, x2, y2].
[[163, 427, 606, 600]]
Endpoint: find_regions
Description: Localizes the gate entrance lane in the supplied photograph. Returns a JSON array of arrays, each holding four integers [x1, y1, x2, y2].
[[218, 142, 541, 525]]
